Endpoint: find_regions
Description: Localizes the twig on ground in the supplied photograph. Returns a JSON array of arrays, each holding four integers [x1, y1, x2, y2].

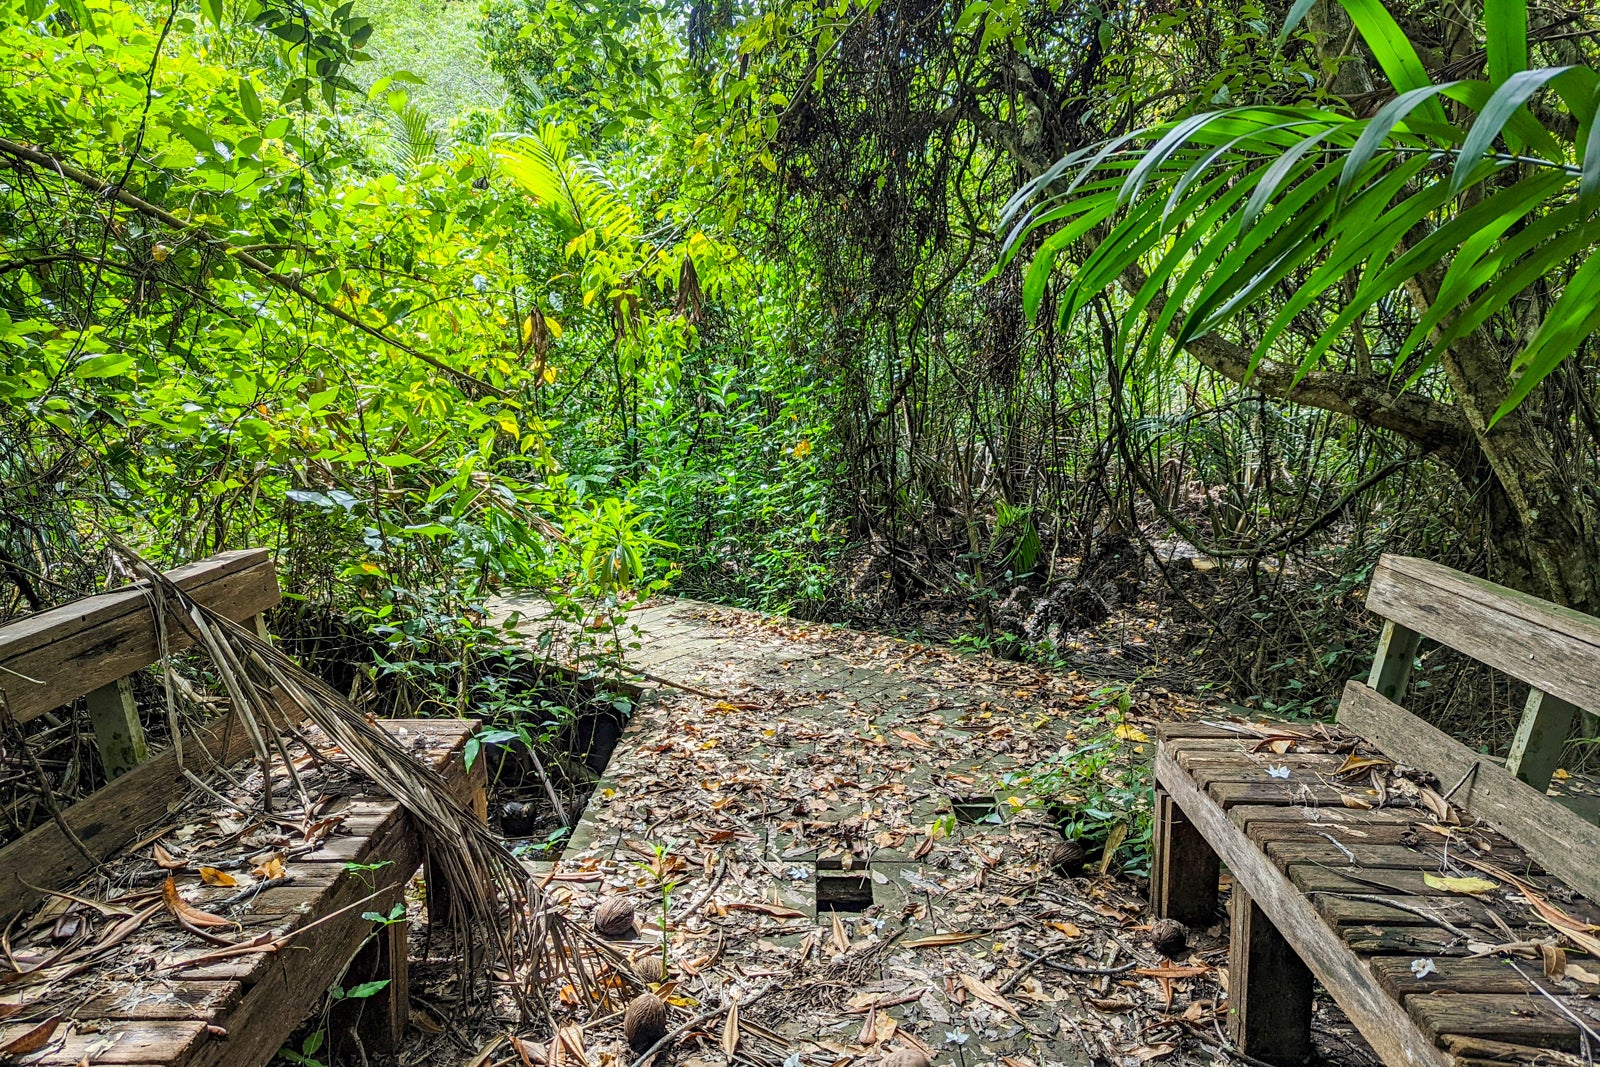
[[1019, 947, 1138, 976]]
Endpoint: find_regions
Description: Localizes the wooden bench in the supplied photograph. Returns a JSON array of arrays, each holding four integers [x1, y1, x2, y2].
[[0, 552, 485, 1065], [1152, 554, 1600, 1067]]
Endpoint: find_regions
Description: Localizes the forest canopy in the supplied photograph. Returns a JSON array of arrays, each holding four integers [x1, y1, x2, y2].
[[3, 0, 1599, 730]]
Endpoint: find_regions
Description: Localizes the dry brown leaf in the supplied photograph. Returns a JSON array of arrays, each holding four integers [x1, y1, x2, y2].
[[199, 867, 238, 887], [1132, 1043, 1176, 1062], [1333, 754, 1394, 779], [1, 1016, 61, 1056], [510, 1033, 545, 1067], [958, 973, 1023, 1021], [252, 855, 286, 880], [1043, 920, 1081, 937], [1566, 962, 1600, 985], [1099, 822, 1128, 876], [152, 843, 186, 869], [722, 999, 740, 1057], [892, 730, 932, 750], [1417, 787, 1460, 825], [1541, 943, 1567, 981], [161, 876, 234, 929], [830, 911, 850, 955], [724, 902, 806, 919], [1456, 857, 1600, 958], [902, 931, 983, 948]]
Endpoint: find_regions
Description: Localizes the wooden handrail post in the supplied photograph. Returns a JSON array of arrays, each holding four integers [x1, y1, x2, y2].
[[86, 677, 148, 779]]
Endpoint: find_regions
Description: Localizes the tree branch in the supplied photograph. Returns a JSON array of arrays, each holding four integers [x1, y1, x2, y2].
[[1120, 264, 1472, 459], [0, 137, 506, 398]]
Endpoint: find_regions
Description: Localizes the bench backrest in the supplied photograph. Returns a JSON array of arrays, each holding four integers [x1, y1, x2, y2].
[[1363, 553, 1600, 717], [1337, 553, 1600, 904], [0, 548, 279, 723], [0, 550, 281, 918]]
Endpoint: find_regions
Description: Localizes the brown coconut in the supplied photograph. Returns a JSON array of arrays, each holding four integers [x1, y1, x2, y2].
[[1049, 839, 1085, 875], [882, 1049, 931, 1067], [624, 992, 668, 1051], [594, 896, 637, 939], [633, 953, 667, 984], [1151, 918, 1187, 958]]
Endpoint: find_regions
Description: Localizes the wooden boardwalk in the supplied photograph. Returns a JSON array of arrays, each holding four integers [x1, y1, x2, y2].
[[486, 596, 1317, 1067]]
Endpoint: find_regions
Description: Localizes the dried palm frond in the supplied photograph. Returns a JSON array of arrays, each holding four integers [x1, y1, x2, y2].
[[113, 543, 636, 1019]]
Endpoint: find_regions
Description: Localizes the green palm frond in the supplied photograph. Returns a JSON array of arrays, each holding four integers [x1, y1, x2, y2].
[[1001, 0, 1600, 426], [391, 103, 443, 174], [492, 126, 637, 244]]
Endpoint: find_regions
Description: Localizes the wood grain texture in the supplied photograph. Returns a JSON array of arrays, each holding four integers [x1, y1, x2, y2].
[[1367, 618, 1421, 703], [1154, 746, 1453, 1067], [1151, 789, 1220, 926], [1227, 886, 1312, 1065], [1405, 993, 1594, 1050], [0, 550, 280, 723], [1365, 553, 1600, 716], [1336, 680, 1600, 904], [1505, 688, 1578, 790]]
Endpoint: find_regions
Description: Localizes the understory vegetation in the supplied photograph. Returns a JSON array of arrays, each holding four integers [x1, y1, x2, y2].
[[4, 0, 1599, 822]]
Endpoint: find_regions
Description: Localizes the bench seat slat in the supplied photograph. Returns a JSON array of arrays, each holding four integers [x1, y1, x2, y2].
[[1405, 993, 1597, 1052], [1154, 745, 1454, 1067], [1337, 679, 1600, 904], [0, 1020, 208, 1065]]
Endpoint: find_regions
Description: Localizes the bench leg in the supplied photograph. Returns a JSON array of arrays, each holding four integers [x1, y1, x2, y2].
[[332, 897, 410, 1055], [1506, 688, 1578, 791], [1228, 886, 1312, 1065], [1152, 788, 1220, 926]]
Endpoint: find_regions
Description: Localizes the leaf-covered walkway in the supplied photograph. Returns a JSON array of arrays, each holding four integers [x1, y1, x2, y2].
[[485, 598, 1375, 1067]]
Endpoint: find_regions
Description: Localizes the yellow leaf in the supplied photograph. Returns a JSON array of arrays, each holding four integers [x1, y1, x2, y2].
[[544, 315, 562, 339], [199, 866, 238, 887], [521, 314, 535, 344], [1422, 872, 1498, 895], [1114, 724, 1150, 742], [252, 855, 286, 880], [792, 438, 812, 459], [152, 243, 170, 262]]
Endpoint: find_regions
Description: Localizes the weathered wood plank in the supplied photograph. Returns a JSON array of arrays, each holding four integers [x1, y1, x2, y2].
[[1367, 619, 1422, 703], [0, 551, 280, 723], [1405, 993, 1594, 1051], [1151, 789, 1219, 926], [1205, 780, 1350, 809], [1264, 838, 1537, 874], [1227, 885, 1312, 1065], [1368, 956, 1544, 999], [1365, 554, 1600, 717], [75, 981, 242, 1021], [1336, 680, 1600, 904], [0, 711, 262, 921], [1505, 689, 1578, 791], [182, 718, 474, 1067], [86, 676, 149, 778], [1154, 749, 1453, 1067], [0, 1020, 207, 1064]]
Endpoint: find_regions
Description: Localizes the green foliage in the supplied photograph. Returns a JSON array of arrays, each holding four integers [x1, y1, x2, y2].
[[1001, 684, 1155, 876], [1002, 0, 1600, 425]]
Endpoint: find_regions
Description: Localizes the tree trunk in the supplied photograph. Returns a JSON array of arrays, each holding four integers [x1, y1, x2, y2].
[[1405, 275, 1600, 612]]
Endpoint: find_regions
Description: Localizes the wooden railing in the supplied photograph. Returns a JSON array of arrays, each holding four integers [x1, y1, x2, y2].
[[0, 550, 281, 916]]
